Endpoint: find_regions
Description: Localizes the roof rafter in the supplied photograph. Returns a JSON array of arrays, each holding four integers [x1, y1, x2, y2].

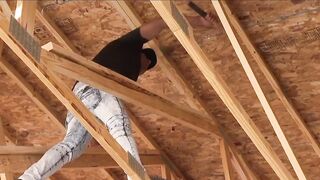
[[0, 52, 65, 131], [35, 6, 79, 53], [217, 0, 320, 158], [219, 140, 234, 180], [150, 1, 294, 179], [212, 1, 306, 179], [14, 0, 37, 35]]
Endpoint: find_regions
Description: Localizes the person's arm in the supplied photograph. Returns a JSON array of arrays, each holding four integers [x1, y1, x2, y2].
[[139, 13, 217, 41], [139, 18, 167, 41]]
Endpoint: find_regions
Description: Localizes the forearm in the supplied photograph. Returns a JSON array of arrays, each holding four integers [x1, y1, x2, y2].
[[139, 18, 167, 41]]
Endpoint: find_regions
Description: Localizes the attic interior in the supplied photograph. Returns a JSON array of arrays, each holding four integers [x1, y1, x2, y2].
[[0, 0, 319, 179]]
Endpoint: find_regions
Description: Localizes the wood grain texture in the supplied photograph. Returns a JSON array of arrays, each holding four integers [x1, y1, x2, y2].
[[151, 1, 294, 179]]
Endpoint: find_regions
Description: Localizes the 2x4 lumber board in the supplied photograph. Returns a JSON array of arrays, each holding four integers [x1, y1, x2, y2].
[[0, 45, 13, 180], [212, 1, 306, 179], [15, 0, 37, 35], [0, 173, 13, 180], [218, 0, 320, 158], [110, 2, 258, 179], [150, 1, 294, 180], [0, 2, 65, 131], [35, 6, 79, 53], [0, 145, 126, 155], [111, 0, 206, 113], [161, 165, 172, 180], [219, 140, 234, 180], [0, 17, 150, 180], [0, 1, 12, 20], [0, 154, 162, 173], [41, 43, 221, 137], [0, 53, 65, 131]]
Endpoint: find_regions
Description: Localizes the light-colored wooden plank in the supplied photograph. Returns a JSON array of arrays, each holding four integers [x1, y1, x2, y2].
[[0, 1, 12, 20], [35, 6, 79, 53], [0, 54, 65, 131], [150, 1, 294, 179], [0, 172, 13, 180], [0, 153, 162, 173], [0, 145, 133, 155], [0, 17, 150, 180], [0, 46, 13, 180], [218, 0, 320, 158], [41, 42, 221, 136], [161, 165, 172, 180], [15, 0, 37, 35], [220, 140, 233, 180], [212, 1, 306, 179], [111, 1, 257, 179]]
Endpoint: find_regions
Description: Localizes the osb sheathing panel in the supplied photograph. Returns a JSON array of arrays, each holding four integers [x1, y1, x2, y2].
[[129, 0, 320, 179], [0, 0, 319, 179]]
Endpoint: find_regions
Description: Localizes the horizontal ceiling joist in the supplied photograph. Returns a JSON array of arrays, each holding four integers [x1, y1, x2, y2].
[[0, 153, 162, 173], [150, 1, 294, 179]]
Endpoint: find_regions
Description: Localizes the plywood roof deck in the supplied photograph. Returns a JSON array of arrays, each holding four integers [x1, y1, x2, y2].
[[0, 0, 319, 179]]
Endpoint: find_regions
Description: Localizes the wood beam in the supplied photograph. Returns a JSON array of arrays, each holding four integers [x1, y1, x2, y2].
[[0, 1, 65, 133], [35, 6, 79, 53], [212, 1, 307, 179], [0, 44, 13, 180], [111, 1, 258, 179], [0, 145, 139, 155], [0, 172, 13, 180], [161, 165, 172, 180], [0, 153, 162, 173], [41, 42, 220, 136], [0, 54, 65, 131], [0, 17, 150, 180], [15, 0, 37, 35], [218, 0, 320, 158], [219, 140, 233, 180], [0, 1, 12, 20], [150, 1, 294, 179]]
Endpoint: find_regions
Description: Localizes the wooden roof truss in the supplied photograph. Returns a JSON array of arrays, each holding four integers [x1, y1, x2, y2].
[[0, 0, 318, 179]]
